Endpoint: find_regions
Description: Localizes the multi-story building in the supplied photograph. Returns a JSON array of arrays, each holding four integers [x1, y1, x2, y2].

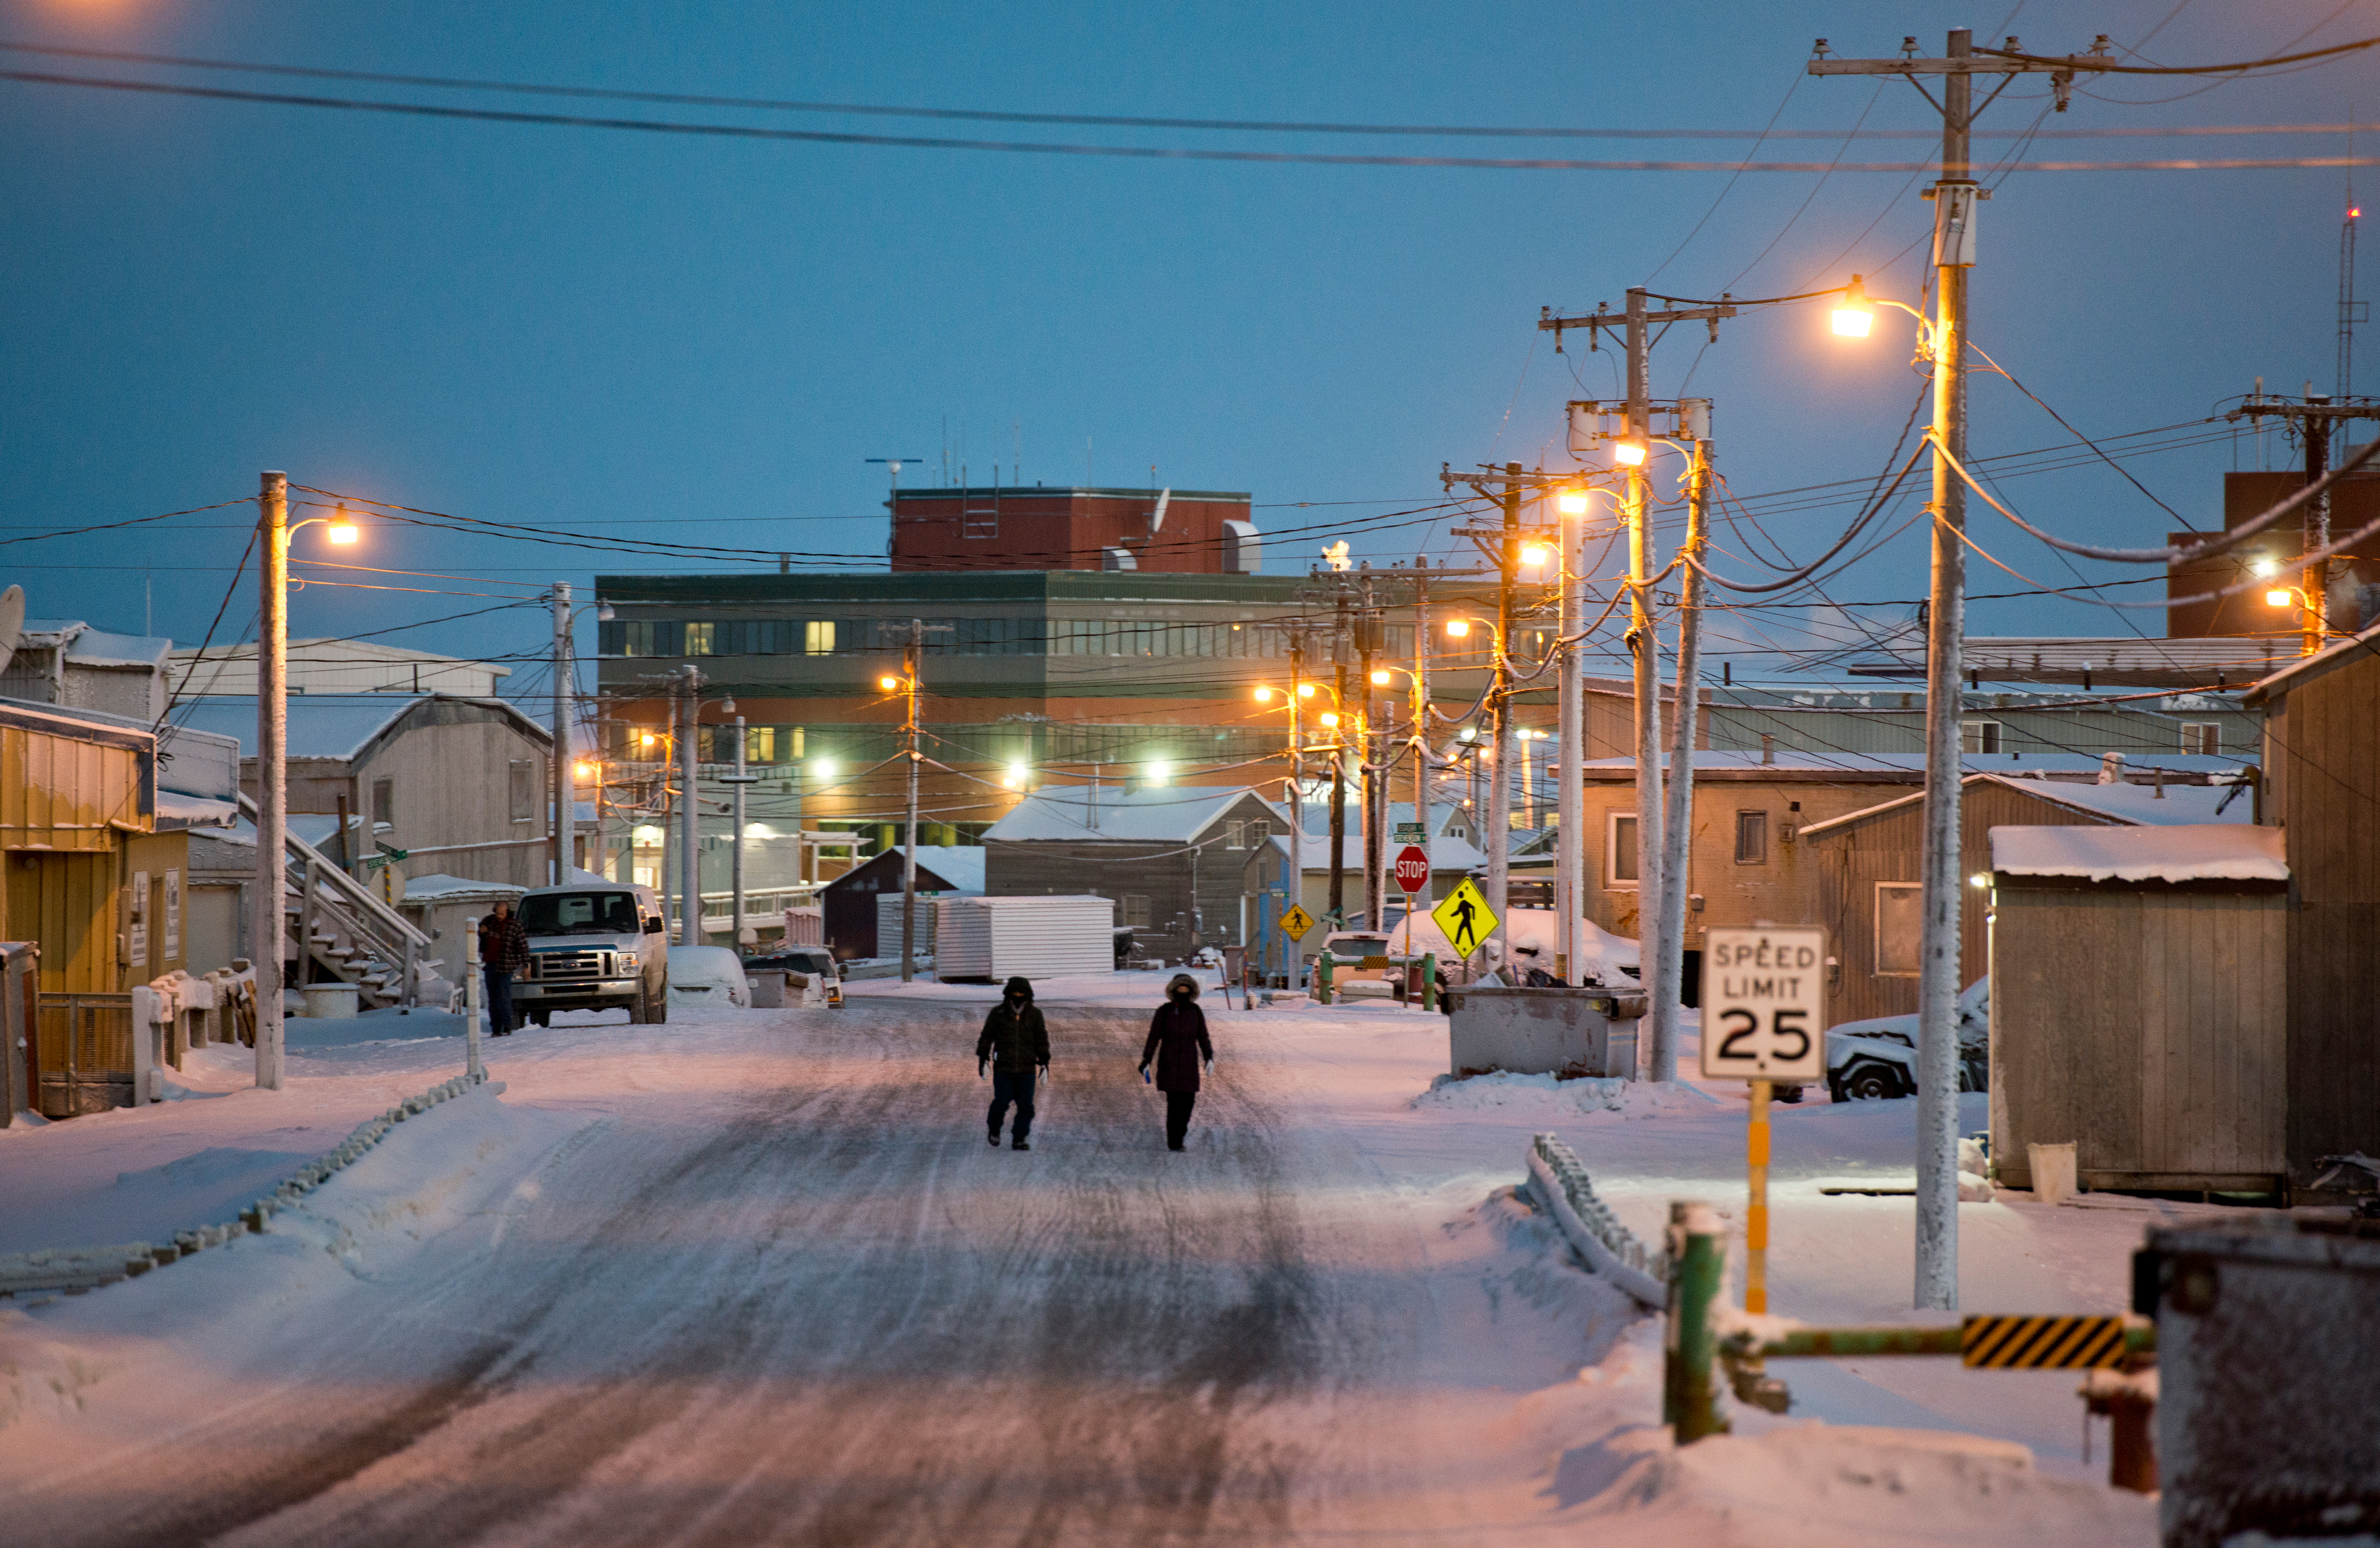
[[887, 483, 1260, 574]]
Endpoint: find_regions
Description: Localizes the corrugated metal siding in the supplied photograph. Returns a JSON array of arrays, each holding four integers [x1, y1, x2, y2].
[[1, 723, 148, 850], [934, 898, 994, 978], [5, 851, 120, 993], [1993, 885, 2287, 1189], [2272, 650, 2380, 1183], [876, 892, 941, 958], [988, 897, 1114, 978]]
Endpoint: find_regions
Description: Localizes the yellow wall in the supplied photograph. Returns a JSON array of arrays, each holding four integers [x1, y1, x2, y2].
[[0, 724, 148, 851], [5, 851, 121, 993], [0, 718, 153, 994]]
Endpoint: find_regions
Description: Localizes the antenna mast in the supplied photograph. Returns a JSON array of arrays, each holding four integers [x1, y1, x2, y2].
[[2341, 141, 2363, 415]]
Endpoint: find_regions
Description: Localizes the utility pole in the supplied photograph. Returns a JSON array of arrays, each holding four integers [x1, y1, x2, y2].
[[1329, 590, 1349, 928], [253, 471, 288, 1092], [894, 618, 950, 983], [677, 665, 703, 946], [550, 583, 572, 886], [1540, 293, 1736, 1077], [725, 714, 759, 954], [1656, 412, 1714, 1054], [1358, 571, 1384, 931], [1287, 626, 1307, 981], [1556, 493, 1585, 984], [1411, 561, 1432, 922], [2231, 387, 2380, 653], [1490, 465, 1519, 962], [901, 624, 922, 984], [1810, 25, 2116, 1311]]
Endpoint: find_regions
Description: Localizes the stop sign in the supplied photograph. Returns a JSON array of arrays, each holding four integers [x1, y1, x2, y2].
[[1393, 844, 1430, 895]]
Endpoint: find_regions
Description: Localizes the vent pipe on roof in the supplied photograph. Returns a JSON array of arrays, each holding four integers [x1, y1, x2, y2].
[[1761, 733, 1775, 766]]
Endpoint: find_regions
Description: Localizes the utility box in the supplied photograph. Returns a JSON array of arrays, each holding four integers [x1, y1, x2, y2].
[[934, 896, 1114, 981], [1446, 986, 1643, 1080], [2149, 1216, 2380, 1547]]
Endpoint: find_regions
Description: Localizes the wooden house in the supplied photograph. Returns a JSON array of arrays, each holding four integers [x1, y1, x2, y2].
[[820, 846, 984, 961], [1988, 824, 2290, 1194], [984, 786, 1285, 964], [1797, 772, 2251, 1027], [2243, 623, 2380, 1193]]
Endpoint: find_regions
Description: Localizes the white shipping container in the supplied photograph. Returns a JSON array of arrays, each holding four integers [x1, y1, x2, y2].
[[875, 892, 954, 959], [933, 895, 1113, 980]]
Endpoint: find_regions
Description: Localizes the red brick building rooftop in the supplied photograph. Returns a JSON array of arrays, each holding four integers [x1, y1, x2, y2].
[[889, 484, 1258, 574]]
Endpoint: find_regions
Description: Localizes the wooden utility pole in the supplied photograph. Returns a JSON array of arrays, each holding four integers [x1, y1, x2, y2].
[[550, 582, 572, 886], [1358, 572, 1385, 931], [1287, 626, 1307, 980], [1540, 292, 1734, 1080], [253, 471, 288, 1092], [1655, 413, 1712, 1064], [677, 665, 702, 947], [1329, 590, 1349, 928], [1810, 25, 2112, 1311], [901, 623, 922, 984], [2231, 388, 2380, 653]]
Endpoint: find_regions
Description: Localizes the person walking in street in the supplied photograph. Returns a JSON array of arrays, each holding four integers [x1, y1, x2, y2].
[[478, 901, 531, 1037], [976, 975, 1049, 1151], [1139, 972, 1214, 1152]]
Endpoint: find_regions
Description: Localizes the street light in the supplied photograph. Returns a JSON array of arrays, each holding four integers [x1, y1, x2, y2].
[[1611, 440, 1648, 468], [1558, 485, 1591, 517], [878, 674, 901, 693], [253, 474, 369, 1093], [1831, 276, 1877, 338], [1369, 667, 1392, 687]]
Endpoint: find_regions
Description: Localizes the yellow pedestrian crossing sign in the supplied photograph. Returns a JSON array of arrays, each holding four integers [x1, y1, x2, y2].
[[1432, 878, 1497, 959], [1277, 903, 1316, 940]]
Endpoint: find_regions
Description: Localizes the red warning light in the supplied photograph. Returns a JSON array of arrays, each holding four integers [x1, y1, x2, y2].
[[2354, 206, 2365, 219]]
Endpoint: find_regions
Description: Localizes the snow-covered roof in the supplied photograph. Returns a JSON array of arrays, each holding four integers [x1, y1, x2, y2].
[[1574, 749, 2253, 781], [1283, 832, 1486, 872], [62, 626, 172, 671], [168, 694, 548, 761], [1990, 824, 2288, 884], [155, 791, 237, 829], [890, 846, 986, 892], [1798, 772, 2250, 839], [400, 872, 527, 901], [984, 785, 1278, 844]]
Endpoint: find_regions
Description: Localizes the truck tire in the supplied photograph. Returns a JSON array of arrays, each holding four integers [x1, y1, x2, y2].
[[628, 984, 651, 1024], [1835, 1059, 1911, 1103]]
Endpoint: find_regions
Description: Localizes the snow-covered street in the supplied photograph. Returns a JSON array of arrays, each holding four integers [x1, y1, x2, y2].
[[1, 979, 2161, 1544]]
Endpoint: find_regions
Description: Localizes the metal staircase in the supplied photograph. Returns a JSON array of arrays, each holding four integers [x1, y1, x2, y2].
[[237, 795, 436, 1008]]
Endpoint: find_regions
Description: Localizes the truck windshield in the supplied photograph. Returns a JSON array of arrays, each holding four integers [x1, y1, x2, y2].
[[522, 892, 641, 935]]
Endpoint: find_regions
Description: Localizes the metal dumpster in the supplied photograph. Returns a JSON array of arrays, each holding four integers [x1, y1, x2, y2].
[[1446, 985, 1644, 1080]]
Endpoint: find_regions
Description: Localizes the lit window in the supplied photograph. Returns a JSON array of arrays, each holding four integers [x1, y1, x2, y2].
[[1875, 883, 1923, 977], [684, 621, 715, 656], [804, 620, 836, 656]]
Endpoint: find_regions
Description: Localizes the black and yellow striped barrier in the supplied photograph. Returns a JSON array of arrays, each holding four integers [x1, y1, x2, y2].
[[1960, 1314, 2131, 1369]]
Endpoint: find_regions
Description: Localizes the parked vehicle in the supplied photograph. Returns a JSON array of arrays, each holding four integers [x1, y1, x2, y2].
[[744, 944, 845, 1008], [1312, 930, 1400, 999], [511, 883, 669, 1025], [1825, 979, 1991, 1102]]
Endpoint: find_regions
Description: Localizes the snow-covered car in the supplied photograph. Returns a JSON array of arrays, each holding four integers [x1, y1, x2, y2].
[[1825, 978, 1990, 1101], [512, 882, 669, 1025], [1312, 930, 1401, 999], [668, 945, 753, 1008]]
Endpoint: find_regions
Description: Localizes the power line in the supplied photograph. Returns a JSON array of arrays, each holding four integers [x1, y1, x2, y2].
[[15, 70, 2380, 173]]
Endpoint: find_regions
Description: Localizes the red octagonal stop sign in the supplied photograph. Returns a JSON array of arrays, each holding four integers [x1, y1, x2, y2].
[[1393, 844, 1430, 895]]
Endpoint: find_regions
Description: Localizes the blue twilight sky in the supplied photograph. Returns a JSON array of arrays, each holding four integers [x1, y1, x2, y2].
[[1, 0, 2375, 690]]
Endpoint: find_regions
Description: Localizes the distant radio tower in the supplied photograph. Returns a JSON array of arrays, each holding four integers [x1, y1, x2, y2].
[[2341, 145, 2363, 406]]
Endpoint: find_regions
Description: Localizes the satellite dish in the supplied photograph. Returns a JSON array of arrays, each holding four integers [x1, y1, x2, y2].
[[0, 585, 22, 677]]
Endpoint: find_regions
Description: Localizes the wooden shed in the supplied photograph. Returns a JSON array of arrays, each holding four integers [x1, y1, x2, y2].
[[819, 845, 983, 961], [1988, 824, 2290, 1195], [1797, 772, 2252, 1028], [2243, 623, 2380, 1193]]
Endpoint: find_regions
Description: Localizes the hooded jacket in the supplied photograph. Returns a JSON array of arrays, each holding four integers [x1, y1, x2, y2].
[[976, 976, 1050, 1072], [1141, 973, 1214, 1093]]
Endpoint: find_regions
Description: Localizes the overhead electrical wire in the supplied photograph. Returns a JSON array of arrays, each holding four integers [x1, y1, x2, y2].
[[11, 70, 2380, 172]]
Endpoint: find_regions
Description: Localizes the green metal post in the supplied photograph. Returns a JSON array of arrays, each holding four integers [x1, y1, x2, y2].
[[1316, 949, 1335, 1005], [1420, 952, 1438, 1012], [1664, 1200, 1728, 1443]]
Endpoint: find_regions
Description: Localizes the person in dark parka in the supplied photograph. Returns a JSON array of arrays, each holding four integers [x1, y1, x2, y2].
[[1139, 972, 1215, 1151], [976, 975, 1050, 1150]]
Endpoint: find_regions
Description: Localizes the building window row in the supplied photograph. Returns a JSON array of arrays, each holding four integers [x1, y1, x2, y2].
[[600, 615, 1305, 660]]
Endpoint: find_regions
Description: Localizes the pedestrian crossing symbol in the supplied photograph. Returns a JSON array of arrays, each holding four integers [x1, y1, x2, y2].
[[1277, 903, 1316, 940], [1431, 878, 1496, 959]]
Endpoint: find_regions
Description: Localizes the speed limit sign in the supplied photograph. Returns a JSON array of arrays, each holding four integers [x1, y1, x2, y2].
[[1699, 927, 1827, 1081]]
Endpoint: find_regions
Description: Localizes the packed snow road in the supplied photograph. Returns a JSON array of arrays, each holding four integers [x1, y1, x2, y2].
[[4, 999, 1620, 1547]]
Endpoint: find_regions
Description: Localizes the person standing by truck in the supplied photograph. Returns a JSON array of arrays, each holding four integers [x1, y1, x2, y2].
[[478, 900, 531, 1037], [1139, 972, 1214, 1151], [976, 975, 1049, 1150]]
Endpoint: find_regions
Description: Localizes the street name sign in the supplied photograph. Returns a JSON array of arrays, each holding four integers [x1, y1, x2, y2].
[[1394, 821, 1428, 843], [1430, 878, 1496, 960], [1393, 844, 1430, 896], [1700, 927, 1827, 1081]]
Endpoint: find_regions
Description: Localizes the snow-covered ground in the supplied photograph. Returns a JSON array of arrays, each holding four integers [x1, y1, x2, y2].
[[0, 972, 2198, 1543]]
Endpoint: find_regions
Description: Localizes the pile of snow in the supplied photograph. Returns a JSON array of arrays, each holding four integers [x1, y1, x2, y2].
[[1415, 1072, 1717, 1120], [1988, 822, 2286, 883], [667, 945, 750, 1007]]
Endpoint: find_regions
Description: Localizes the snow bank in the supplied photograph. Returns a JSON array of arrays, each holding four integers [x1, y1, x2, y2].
[[1988, 822, 2287, 884], [1415, 1071, 1717, 1120]]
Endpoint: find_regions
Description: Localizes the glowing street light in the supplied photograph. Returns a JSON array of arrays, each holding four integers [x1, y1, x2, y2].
[[1369, 668, 1392, 686], [1519, 542, 1549, 569], [1296, 681, 1317, 698], [1611, 441, 1648, 468], [1145, 760, 1172, 784], [878, 674, 901, 692], [1253, 685, 1276, 703], [325, 508, 361, 545], [1444, 618, 1470, 638], [1831, 276, 1877, 338], [1319, 711, 1340, 728], [1558, 486, 1591, 516], [2267, 588, 2296, 608]]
